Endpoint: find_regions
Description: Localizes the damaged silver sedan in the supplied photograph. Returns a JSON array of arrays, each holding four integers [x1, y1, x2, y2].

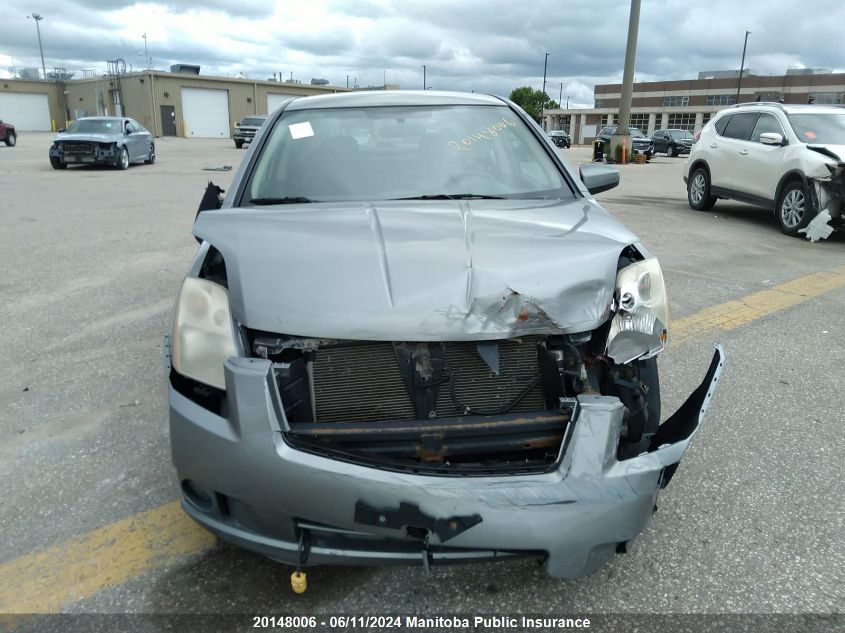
[[166, 91, 724, 580]]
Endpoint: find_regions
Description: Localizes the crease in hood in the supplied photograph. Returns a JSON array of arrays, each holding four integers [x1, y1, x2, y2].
[[193, 198, 638, 341]]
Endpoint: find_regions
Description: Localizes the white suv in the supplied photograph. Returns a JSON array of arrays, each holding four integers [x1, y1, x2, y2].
[[684, 103, 845, 241]]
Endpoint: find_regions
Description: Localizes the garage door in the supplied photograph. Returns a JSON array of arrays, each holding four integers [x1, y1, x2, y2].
[[0, 92, 51, 131], [181, 88, 230, 138], [267, 93, 301, 115]]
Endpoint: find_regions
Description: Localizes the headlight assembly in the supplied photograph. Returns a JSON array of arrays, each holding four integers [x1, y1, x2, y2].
[[606, 257, 669, 364], [171, 276, 237, 390]]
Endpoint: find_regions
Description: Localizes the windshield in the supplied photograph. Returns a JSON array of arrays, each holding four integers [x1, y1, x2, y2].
[[244, 105, 574, 203], [66, 120, 121, 134], [241, 117, 266, 126], [670, 130, 692, 140], [788, 113, 845, 145]]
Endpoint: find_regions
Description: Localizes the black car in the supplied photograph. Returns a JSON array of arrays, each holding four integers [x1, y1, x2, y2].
[[548, 129, 571, 148], [596, 126, 653, 158], [652, 128, 693, 157]]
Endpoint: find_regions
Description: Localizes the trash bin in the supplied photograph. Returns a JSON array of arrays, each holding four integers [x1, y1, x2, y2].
[[592, 138, 605, 162]]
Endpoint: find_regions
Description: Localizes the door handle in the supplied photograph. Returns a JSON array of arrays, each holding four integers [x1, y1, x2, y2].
[[739, 150, 749, 155], [709, 143, 717, 148]]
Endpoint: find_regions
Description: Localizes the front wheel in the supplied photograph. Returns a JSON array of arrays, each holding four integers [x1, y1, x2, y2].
[[687, 167, 716, 210], [5, 132, 16, 147], [50, 156, 66, 169], [144, 144, 156, 164], [116, 146, 129, 170], [667, 145, 677, 157], [777, 180, 815, 236]]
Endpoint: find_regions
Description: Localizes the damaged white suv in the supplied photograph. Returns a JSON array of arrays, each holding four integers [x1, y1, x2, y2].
[[684, 103, 845, 241]]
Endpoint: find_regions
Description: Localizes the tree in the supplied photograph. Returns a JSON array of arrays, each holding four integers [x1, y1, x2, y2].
[[509, 86, 559, 123]]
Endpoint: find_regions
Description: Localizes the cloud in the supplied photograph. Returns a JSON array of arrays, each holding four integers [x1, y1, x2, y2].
[[1, 0, 843, 106]]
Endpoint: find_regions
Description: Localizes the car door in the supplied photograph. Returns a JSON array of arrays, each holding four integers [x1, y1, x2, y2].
[[127, 120, 144, 159], [737, 113, 789, 204], [653, 131, 666, 152], [708, 112, 759, 193]]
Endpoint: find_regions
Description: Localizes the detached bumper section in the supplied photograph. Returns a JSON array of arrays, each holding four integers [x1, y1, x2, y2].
[[168, 345, 724, 578]]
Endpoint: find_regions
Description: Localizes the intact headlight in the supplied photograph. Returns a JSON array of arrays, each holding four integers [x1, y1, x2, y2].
[[606, 257, 669, 364], [171, 276, 237, 390]]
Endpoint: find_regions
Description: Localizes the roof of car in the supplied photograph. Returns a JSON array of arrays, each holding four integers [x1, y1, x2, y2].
[[284, 90, 505, 111], [727, 103, 845, 115], [77, 116, 130, 122]]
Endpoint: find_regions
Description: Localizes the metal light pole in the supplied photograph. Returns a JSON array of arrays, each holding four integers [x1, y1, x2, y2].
[[28, 13, 47, 80], [541, 52, 549, 129], [611, 0, 641, 162], [559, 82, 563, 106], [421, 65, 426, 90], [142, 33, 150, 69], [735, 30, 751, 103]]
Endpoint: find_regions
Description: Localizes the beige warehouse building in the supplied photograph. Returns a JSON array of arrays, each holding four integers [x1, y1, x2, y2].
[[1, 70, 356, 136]]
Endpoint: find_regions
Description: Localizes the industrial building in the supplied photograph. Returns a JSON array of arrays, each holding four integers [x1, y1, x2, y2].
[[543, 69, 845, 144], [0, 69, 357, 135]]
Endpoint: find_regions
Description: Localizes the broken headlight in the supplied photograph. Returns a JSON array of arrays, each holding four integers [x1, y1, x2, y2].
[[606, 257, 669, 364], [171, 276, 237, 390]]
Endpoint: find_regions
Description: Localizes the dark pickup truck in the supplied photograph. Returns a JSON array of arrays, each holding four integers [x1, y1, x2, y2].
[[233, 116, 268, 148]]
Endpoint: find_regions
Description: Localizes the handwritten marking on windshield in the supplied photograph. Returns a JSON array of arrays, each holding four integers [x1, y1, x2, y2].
[[448, 117, 518, 151]]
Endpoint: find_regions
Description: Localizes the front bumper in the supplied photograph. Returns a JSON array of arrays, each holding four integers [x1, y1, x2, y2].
[[168, 343, 724, 578], [49, 144, 118, 165]]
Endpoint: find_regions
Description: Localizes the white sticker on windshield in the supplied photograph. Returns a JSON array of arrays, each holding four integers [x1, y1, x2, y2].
[[289, 121, 314, 139]]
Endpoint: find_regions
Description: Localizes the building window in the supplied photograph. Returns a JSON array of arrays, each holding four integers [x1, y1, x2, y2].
[[808, 92, 844, 104], [668, 112, 696, 131], [628, 113, 649, 132], [706, 94, 736, 106], [594, 99, 605, 108], [702, 112, 712, 125], [754, 91, 783, 103], [663, 95, 689, 107], [601, 114, 617, 126]]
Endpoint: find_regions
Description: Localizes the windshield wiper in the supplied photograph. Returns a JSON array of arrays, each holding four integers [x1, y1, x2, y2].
[[248, 196, 315, 205], [395, 193, 505, 200]]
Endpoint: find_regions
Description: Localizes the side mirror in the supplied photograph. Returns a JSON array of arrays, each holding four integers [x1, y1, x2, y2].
[[580, 164, 620, 195], [759, 132, 785, 146]]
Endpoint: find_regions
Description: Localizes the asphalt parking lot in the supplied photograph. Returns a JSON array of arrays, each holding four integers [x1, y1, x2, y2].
[[1, 133, 843, 619]]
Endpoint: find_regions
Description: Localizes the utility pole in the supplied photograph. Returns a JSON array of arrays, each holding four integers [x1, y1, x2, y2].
[[611, 0, 641, 162], [559, 82, 563, 107], [541, 52, 549, 129], [28, 13, 47, 80], [421, 65, 426, 90], [142, 33, 150, 69], [736, 30, 751, 103]]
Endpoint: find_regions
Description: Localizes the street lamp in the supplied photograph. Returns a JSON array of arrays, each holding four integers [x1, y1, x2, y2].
[[541, 52, 550, 129], [27, 12, 47, 80], [142, 33, 150, 69], [558, 82, 563, 107], [736, 30, 751, 103]]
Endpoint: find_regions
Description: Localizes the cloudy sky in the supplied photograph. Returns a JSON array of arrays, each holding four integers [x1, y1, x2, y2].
[[2, 0, 843, 107]]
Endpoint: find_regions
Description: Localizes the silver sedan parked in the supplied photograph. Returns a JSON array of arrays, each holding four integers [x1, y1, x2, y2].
[[167, 90, 725, 581], [49, 117, 155, 170]]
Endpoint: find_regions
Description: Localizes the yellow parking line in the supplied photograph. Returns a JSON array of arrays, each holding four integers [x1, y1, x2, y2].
[[0, 501, 214, 614], [670, 266, 845, 348], [1, 266, 845, 613]]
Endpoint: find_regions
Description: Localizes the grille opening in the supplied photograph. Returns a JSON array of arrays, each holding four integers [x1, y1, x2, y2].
[[250, 333, 573, 474]]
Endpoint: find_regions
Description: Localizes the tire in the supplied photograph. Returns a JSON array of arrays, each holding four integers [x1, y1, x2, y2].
[[116, 146, 129, 170], [5, 132, 16, 147], [667, 145, 677, 157], [235, 140, 243, 149], [777, 180, 815, 236], [50, 156, 66, 169], [144, 144, 155, 164], [687, 166, 717, 210]]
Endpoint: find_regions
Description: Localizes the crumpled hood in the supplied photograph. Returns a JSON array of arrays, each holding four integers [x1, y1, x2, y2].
[[54, 133, 120, 143], [193, 199, 639, 341]]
